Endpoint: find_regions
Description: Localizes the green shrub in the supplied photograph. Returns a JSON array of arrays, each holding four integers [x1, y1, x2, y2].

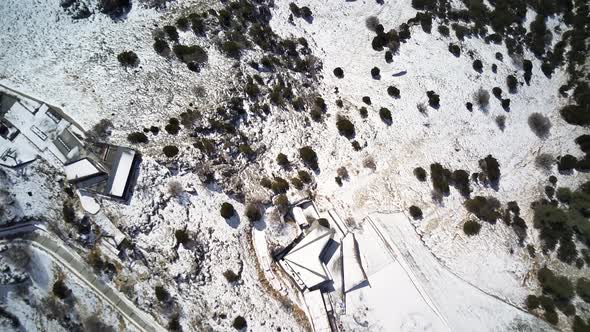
[[379, 107, 392, 125], [274, 194, 289, 211], [117, 51, 139, 67], [561, 105, 590, 126], [426, 91, 440, 108], [63, 202, 76, 224], [220, 203, 235, 219], [163, 145, 179, 158], [414, 167, 427, 181], [299, 146, 319, 170], [173, 44, 208, 64], [155, 285, 169, 302], [176, 17, 189, 30], [153, 38, 170, 55], [53, 279, 70, 299], [478, 155, 501, 186], [464, 196, 501, 223], [525, 295, 540, 310], [506, 75, 518, 93], [448, 43, 460, 57], [163, 25, 179, 42], [291, 177, 304, 190], [558, 154, 578, 173], [276, 153, 290, 167], [221, 40, 243, 58], [232, 316, 247, 330], [336, 117, 355, 138], [409, 206, 423, 220], [271, 177, 290, 194], [362, 96, 371, 105], [472, 59, 483, 72], [537, 267, 574, 302], [223, 270, 240, 282], [127, 132, 148, 143], [245, 203, 261, 222], [451, 169, 471, 196], [430, 163, 450, 195], [528, 113, 552, 138], [333, 67, 344, 78], [175, 229, 190, 245], [359, 107, 368, 118], [463, 219, 482, 236], [577, 278, 590, 303], [298, 170, 312, 183], [387, 86, 400, 98]]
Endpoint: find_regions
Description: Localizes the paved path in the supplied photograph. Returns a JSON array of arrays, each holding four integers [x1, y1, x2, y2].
[[0, 222, 166, 332]]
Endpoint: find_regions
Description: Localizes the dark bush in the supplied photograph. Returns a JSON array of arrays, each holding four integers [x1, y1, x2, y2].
[[430, 163, 450, 196], [155, 285, 169, 302], [336, 117, 355, 138], [495, 115, 506, 131], [63, 202, 76, 224], [53, 279, 70, 299], [333, 67, 344, 78], [175, 229, 189, 245], [409, 206, 423, 220], [163, 145, 179, 158], [385, 51, 393, 63], [537, 267, 574, 302], [558, 155, 577, 173], [448, 44, 460, 57], [371, 67, 380, 79], [495, 52, 503, 61], [426, 91, 440, 108], [379, 107, 392, 125], [153, 38, 170, 55], [451, 169, 471, 196], [463, 219, 481, 236], [464, 196, 501, 223], [560, 105, 590, 126], [414, 167, 427, 181], [127, 132, 148, 144], [271, 177, 290, 194], [359, 107, 368, 119], [506, 75, 518, 93], [526, 295, 540, 310], [492, 64, 498, 73], [501, 98, 510, 110], [298, 170, 312, 184], [291, 177, 304, 190], [478, 155, 500, 186], [232, 316, 247, 330], [163, 25, 179, 42], [223, 270, 240, 283], [387, 86, 400, 98], [299, 146, 319, 170], [220, 202, 235, 219], [577, 278, 590, 303], [365, 16, 379, 31], [438, 25, 450, 37], [176, 17, 189, 31], [474, 88, 490, 108], [492, 87, 502, 99], [173, 44, 208, 64], [362, 96, 371, 105], [472, 59, 483, 72], [260, 177, 272, 189], [528, 113, 552, 138], [117, 51, 139, 67], [277, 153, 290, 167], [99, 0, 131, 18], [221, 41, 243, 59], [575, 135, 590, 153], [245, 203, 261, 222], [466, 102, 473, 111], [289, 3, 301, 17], [545, 186, 555, 198]]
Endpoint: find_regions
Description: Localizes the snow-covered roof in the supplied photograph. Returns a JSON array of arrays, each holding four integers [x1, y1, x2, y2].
[[106, 148, 135, 198], [342, 233, 368, 293], [283, 221, 334, 289], [64, 158, 102, 181], [303, 290, 332, 332]]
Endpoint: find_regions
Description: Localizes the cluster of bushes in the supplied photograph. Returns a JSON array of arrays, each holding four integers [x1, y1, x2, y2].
[[477, 155, 501, 187], [127, 132, 148, 144], [428, 163, 471, 198], [464, 196, 501, 223], [532, 180, 590, 264], [367, 16, 402, 53]]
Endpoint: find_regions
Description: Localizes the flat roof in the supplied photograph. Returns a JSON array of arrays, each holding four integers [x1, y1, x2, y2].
[[64, 158, 102, 181], [106, 148, 135, 197]]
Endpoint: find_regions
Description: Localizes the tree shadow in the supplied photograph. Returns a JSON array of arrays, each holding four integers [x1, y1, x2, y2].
[[225, 214, 241, 229]]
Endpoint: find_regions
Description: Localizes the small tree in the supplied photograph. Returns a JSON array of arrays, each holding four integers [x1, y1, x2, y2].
[[448, 44, 460, 57], [371, 67, 380, 78], [154, 38, 170, 56], [463, 219, 482, 236], [245, 203, 261, 222], [528, 113, 551, 138], [127, 132, 148, 144], [333, 67, 344, 78], [167, 181, 184, 197], [271, 177, 290, 194], [220, 202, 235, 219], [336, 117, 355, 138], [506, 75, 518, 93], [492, 87, 502, 99], [53, 279, 70, 299], [175, 229, 190, 245], [232, 316, 247, 330], [163, 145, 179, 158], [414, 167, 427, 181], [298, 170, 312, 183], [365, 16, 380, 31], [163, 25, 179, 42], [426, 91, 440, 108], [558, 155, 577, 173], [474, 88, 490, 108], [276, 153, 290, 168], [387, 86, 400, 98], [495, 115, 506, 131], [409, 206, 423, 219], [472, 59, 483, 72], [359, 107, 368, 118], [299, 146, 319, 171], [117, 51, 139, 67], [155, 285, 169, 302], [577, 278, 590, 303], [379, 107, 392, 125], [362, 96, 372, 105]]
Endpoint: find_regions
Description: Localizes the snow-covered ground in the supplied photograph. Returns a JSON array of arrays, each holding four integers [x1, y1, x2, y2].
[[1, 0, 588, 331]]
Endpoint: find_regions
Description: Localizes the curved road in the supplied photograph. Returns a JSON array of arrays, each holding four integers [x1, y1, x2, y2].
[[0, 222, 166, 332]]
